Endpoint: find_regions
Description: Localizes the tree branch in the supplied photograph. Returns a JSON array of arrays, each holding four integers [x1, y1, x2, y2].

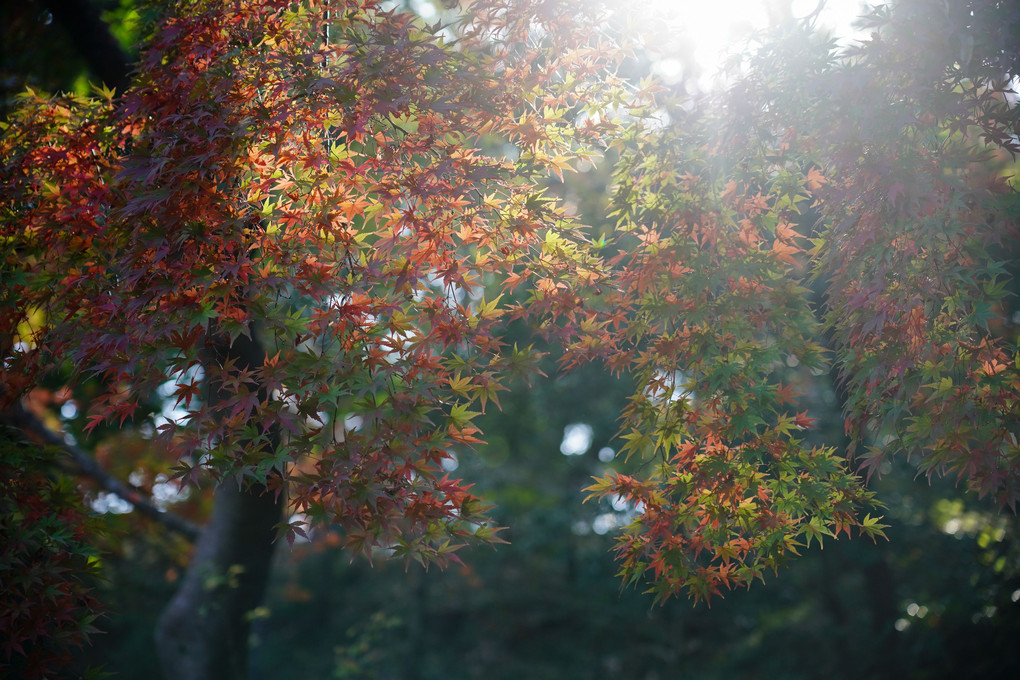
[[2, 404, 202, 542]]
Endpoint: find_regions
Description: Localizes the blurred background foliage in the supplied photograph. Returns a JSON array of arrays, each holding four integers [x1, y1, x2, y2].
[[4, 0, 1020, 678]]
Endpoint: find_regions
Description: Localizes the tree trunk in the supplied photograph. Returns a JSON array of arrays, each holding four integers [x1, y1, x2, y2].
[[155, 328, 283, 680], [155, 479, 281, 680]]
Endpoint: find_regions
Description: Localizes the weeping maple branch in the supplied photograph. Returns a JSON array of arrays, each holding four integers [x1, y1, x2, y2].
[[1, 403, 202, 542]]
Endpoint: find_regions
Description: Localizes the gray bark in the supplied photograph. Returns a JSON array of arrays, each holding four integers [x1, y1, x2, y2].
[[154, 477, 281, 679], [155, 328, 283, 680]]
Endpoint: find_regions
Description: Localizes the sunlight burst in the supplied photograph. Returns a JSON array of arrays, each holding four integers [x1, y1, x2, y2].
[[612, 0, 868, 90]]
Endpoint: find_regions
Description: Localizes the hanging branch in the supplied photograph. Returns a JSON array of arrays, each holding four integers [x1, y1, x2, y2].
[[2, 403, 202, 542]]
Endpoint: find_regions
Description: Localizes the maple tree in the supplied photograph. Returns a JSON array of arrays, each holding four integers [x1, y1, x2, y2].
[[2, 0, 625, 676], [2, 0, 1019, 677], [576, 1, 1020, 604]]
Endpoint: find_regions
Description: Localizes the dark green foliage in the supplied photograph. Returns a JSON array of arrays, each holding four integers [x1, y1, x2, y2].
[[0, 433, 104, 679]]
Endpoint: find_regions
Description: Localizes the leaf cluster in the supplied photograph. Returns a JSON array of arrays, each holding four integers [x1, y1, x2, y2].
[[0, 434, 104, 679]]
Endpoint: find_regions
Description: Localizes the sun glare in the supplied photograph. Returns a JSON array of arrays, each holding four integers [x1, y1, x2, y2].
[[612, 0, 869, 91]]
